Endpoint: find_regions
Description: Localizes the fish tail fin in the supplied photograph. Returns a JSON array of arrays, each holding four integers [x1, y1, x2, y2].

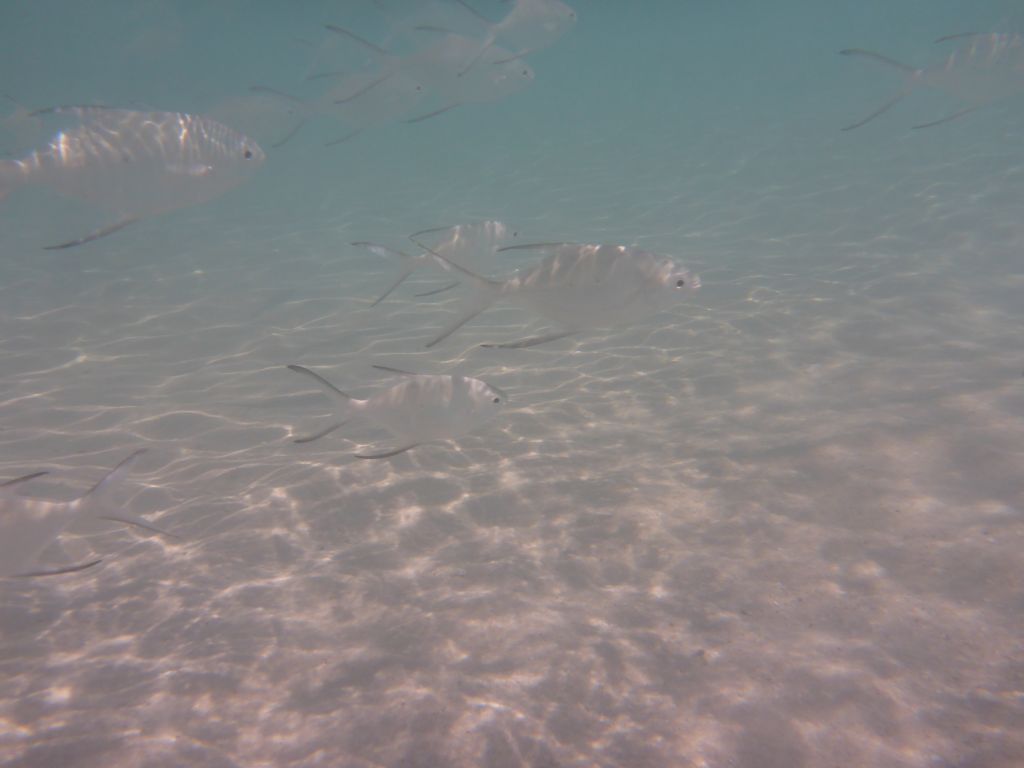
[[409, 233, 502, 348], [286, 365, 355, 413], [76, 450, 146, 521]]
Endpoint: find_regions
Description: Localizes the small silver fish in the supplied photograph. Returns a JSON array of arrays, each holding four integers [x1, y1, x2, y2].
[[414, 241, 700, 348], [0, 106, 265, 248], [286, 364, 507, 458], [841, 32, 1024, 129], [0, 450, 157, 577]]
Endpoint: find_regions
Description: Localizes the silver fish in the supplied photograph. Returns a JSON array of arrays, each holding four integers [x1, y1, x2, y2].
[[0, 450, 157, 577], [413, 241, 700, 348], [841, 32, 1024, 129], [286, 364, 507, 459], [354, 219, 515, 305], [0, 106, 265, 248]]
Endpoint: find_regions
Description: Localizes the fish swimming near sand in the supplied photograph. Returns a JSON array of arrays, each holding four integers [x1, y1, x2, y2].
[[841, 32, 1024, 129], [0, 450, 161, 577], [0, 106, 265, 248], [411, 241, 700, 348], [286, 364, 507, 459]]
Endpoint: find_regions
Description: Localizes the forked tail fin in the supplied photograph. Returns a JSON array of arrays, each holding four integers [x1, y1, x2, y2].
[[409, 233, 503, 347], [77, 450, 146, 521], [839, 48, 919, 130]]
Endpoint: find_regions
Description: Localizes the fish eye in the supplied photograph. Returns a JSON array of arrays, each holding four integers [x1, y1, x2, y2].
[[492, 396, 501, 404], [676, 278, 686, 288], [243, 148, 253, 160]]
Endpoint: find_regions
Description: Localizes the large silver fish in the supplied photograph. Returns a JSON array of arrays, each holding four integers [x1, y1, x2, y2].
[[414, 241, 700, 348], [841, 32, 1024, 129], [286, 364, 507, 459], [0, 450, 156, 577], [0, 107, 265, 248]]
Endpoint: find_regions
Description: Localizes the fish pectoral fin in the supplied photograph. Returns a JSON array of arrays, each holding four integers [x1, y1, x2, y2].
[[354, 444, 420, 460], [15, 558, 103, 578], [841, 90, 909, 131], [414, 280, 460, 297], [293, 420, 348, 444], [44, 217, 140, 250], [481, 331, 577, 349], [912, 105, 983, 129], [96, 513, 179, 540]]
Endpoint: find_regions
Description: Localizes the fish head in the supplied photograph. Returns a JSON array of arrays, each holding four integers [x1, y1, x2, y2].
[[198, 119, 266, 190], [652, 256, 701, 304], [464, 376, 509, 420]]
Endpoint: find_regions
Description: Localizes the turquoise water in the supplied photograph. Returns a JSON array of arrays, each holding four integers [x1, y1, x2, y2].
[[1, 1, 1023, 766]]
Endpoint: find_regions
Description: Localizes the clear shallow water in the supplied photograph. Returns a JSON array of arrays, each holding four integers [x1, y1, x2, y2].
[[1, 1, 1022, 766]]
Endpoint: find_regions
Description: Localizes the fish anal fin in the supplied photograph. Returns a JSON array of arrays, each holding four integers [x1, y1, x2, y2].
[[286, 365, 352, 400], [371, 364, 421, 376], [324, 25, 390, 56], [481, 331, 576, 349], [404, 103, 461, 124], [96, 513, 179, 539], [841, 90, 908, 131], [839, 48, 916, 74], [293, 420, 347, 444], [1, 470, 48, 489], [935, 32, 981, 43], [15, 558, 102, 578], [354, 444, 419, 460], [415, 280, 460, 297], [912, 105, 982, 129], [44, 217, 140, 250]]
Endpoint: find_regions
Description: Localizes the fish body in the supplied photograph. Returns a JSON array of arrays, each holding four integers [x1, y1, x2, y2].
[[453, 0, 576, 73], [0, 107, 264, 246], [286, 365, 506, 457], [0, 451, 145, 578], [418, 242, 700, 347]]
